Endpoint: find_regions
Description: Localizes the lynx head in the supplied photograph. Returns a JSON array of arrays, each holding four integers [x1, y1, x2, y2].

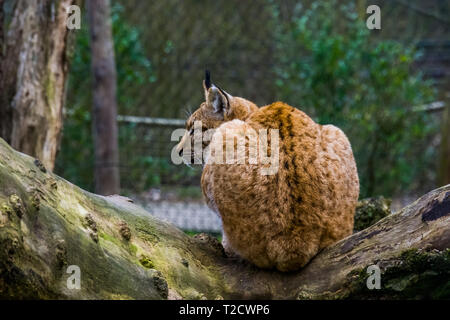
[[175, 71, 258, 163]]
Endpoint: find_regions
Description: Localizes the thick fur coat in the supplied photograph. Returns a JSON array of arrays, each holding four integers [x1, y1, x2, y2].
[[176, 75, 359, 271]]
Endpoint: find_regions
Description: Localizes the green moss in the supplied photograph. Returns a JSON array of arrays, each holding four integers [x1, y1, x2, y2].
[[139, 255, 154, 269], [347, 248, 450, 299], [136, 229, 160, 244], [1, 204, 12, 217], [9, 194, 24, 218], [45, 74, 55, 105], [99, 232, 121, 247], [109, 293, 134, 300], [386, 248, 450, 278], [354, 196, 391, 232], [31, 192, 41, 211], [129, 243, 138, 255]]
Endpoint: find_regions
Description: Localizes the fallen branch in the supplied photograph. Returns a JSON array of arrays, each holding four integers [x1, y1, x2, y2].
[[0, 138, 449, 299]]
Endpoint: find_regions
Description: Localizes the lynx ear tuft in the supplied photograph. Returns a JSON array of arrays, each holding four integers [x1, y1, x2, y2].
[[205, 70, 212, 89], [202, 71, 231, 116]]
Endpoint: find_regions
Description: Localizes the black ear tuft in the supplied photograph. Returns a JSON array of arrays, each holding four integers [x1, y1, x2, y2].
[[205, 70, 211, 89]]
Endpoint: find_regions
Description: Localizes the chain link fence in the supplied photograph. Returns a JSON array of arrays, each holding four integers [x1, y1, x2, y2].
[[117, 118, 222, 233], [58, 0, 450, 233], [115, 0, 449, 232]]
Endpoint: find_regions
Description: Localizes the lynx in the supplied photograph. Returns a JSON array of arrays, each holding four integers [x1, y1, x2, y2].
[[175, 71, 359, 272]]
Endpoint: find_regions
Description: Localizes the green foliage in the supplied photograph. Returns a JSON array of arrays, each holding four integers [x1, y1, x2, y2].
[[271, 1, 437, 198], [58, 0, 439, 199]]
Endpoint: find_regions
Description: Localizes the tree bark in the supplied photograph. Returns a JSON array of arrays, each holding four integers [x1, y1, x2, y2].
[[439, 90, 450, 186], [87, 0, 120, 195], [0, 0, 76, 172], [0, 137, 449, 299]]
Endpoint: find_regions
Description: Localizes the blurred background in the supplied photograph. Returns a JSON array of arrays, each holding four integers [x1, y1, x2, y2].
[[2, 0, 450, 235]]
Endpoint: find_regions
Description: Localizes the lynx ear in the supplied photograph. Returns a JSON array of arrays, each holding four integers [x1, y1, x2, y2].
[[208, 87, 230, 114], [202, 70, 230, 115]]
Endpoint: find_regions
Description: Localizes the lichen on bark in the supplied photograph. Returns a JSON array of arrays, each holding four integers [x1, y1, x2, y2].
[[346, 248, 450, 299], [353, 196, 392, 232]]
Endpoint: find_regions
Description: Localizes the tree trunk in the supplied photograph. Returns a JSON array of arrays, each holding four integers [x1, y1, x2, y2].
[[440, 90, 450, 186], [0, 0, 75, 172], [87, 0, 120, 195], [0, 137, 449, 299]]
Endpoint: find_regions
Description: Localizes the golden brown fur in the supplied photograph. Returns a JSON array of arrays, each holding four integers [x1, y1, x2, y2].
[[176, 77, 359, 272]]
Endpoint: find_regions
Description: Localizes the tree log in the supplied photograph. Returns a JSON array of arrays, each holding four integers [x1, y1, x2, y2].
[[0, 137, 449, 299]]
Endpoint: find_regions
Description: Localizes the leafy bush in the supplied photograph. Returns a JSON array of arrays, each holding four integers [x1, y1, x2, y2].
[[271, 1, 437, 198]]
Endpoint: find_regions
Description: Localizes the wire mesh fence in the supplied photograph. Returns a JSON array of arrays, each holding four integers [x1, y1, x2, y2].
[[116, 0, 450, 120], [116, 104, 445, 233], [57, 0, 450, 234], [117, 118, 222, 233]]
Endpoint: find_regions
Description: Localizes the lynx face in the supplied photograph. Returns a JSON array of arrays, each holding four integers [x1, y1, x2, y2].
[[175, 71, 258, 164]]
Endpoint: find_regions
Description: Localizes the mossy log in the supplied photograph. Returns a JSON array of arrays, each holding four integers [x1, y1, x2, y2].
[[0, 138, 449, 300]]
